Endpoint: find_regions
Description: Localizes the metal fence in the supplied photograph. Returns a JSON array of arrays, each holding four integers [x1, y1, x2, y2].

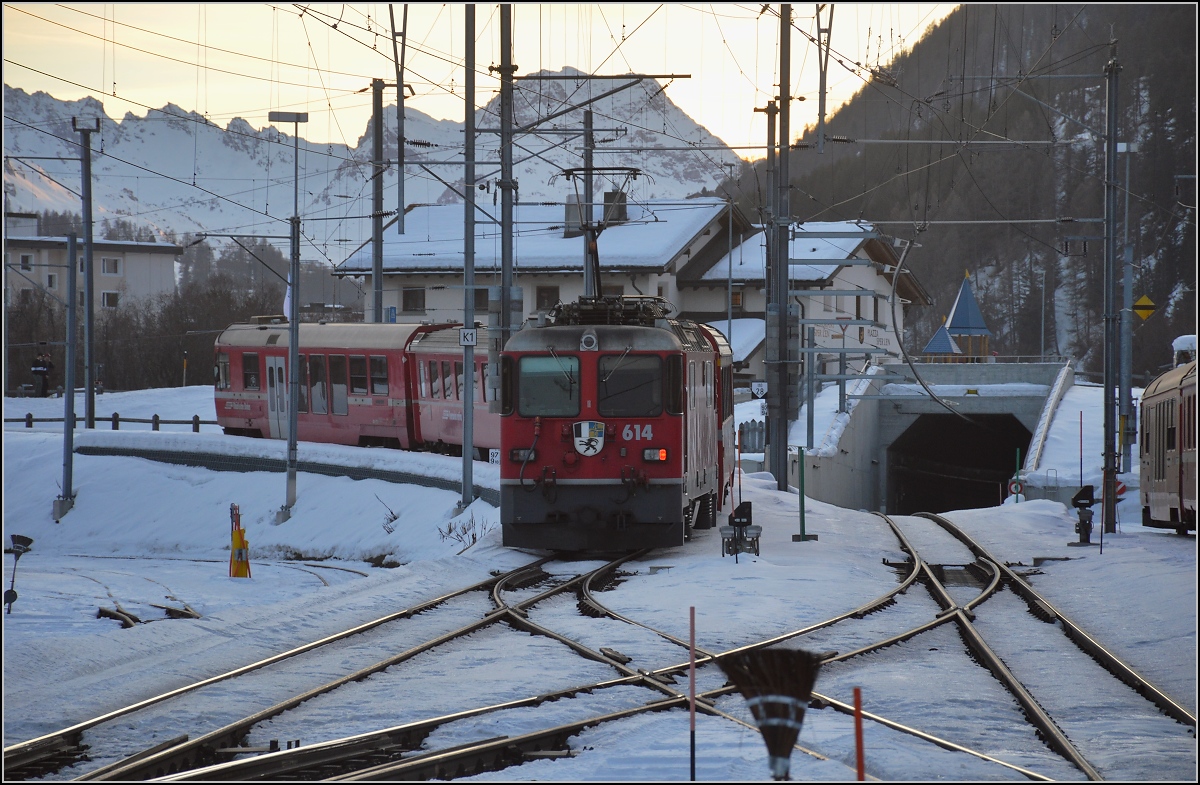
[[738, 420, 766, 453], [5, 413, 213, 432]]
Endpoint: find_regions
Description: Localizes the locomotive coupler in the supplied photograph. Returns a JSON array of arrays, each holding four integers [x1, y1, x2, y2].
[[540, 467, 558, 502]]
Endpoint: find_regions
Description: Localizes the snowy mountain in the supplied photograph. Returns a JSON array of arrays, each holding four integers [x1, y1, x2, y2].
[[3, 68, 739, 265]]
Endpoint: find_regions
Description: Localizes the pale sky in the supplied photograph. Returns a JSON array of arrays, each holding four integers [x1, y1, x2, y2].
[[3, 3, 957, 159]]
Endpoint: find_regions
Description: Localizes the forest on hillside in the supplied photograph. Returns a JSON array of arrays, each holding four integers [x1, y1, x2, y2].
[[728, 3, 1196, 380]]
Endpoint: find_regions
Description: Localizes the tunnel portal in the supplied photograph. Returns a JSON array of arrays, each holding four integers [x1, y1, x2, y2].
[[887, 413, 1032, 515]]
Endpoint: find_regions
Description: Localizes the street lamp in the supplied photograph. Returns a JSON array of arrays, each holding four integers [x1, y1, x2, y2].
[[268, 111, 308, 523]]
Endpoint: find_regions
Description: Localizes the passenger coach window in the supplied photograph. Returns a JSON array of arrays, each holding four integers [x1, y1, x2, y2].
[[349, 356, 368, 395], [598, 355, 662, 417], [370, 356, 388, 395], [243, 352, 261, 390], [329, 355, 349, 415], [298, 356, 309, 412], [518, 355, 579, 417], [216, 353, 230, 390], [309, 355, 328, 414], [429, 361, 441, 399]]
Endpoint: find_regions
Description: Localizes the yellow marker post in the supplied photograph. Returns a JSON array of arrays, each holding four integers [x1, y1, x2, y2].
[[229, 503, 251, 578]]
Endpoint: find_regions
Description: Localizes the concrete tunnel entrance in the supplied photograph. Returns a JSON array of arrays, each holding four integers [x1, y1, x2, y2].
[[887, 413, 1032, 515]]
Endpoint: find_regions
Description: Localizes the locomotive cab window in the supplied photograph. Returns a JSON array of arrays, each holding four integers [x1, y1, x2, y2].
[[666, 355, 684, 415], [598, 354, 662, 417], [518, 355, 579, 417]]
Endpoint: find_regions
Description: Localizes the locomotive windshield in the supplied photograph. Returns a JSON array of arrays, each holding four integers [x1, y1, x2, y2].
[[518, 355, 579, 417], [598, 354, 662, 417]]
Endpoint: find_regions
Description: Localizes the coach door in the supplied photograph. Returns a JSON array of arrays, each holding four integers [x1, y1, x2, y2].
[[266, 355, 288, 438]]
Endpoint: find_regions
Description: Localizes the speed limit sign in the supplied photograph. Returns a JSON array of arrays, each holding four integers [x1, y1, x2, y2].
[[1008, 480, 1024, 495]]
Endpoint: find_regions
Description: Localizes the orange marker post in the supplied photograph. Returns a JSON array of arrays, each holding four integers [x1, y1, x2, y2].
[[229, 503, 251, 578]]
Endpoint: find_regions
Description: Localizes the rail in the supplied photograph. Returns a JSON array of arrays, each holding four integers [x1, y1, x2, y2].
[[5, 413, 216, 432]]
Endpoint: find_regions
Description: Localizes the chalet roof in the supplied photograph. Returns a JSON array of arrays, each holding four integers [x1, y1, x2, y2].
[[336, 198, 729, 275], [945, 275, 992, 336], [922, 323, 963, 355], [697, 222, 864, 285]]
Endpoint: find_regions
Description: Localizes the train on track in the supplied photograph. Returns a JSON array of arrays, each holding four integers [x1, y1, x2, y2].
[[498, 295, 734, 551], [213, 295, 735, 551], [1139, 335, 1196, 534], [214, 317, 498, 457]]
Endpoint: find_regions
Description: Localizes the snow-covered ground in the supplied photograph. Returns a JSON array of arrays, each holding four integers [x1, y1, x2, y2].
[[2, 384, 1195, 781]]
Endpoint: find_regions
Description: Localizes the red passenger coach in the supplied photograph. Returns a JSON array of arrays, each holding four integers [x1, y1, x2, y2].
[[214, 317, 499, 457], [1140, 357, 1197, 534], [499, 296, 734, 551]]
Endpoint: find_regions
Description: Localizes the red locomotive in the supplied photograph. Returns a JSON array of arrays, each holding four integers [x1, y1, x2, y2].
[[498, 296, 734, 550], [213, 317, 499, 457]]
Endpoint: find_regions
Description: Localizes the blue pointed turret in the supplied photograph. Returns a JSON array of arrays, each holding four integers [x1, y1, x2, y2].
[[922, 324, 962, 355], [945, 274, 991, 336]]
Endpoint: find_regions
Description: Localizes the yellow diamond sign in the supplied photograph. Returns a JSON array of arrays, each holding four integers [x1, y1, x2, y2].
[[1133, 295, 1155, 321]]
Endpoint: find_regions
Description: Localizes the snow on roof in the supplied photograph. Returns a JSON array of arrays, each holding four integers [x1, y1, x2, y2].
[[705, 318, 765, 363], [338, 198, 728, 274], [1172, 334, 1197, 352], [699, 221, 872, 284]]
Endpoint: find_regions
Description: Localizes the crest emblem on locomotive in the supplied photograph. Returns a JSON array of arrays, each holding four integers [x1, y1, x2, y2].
[[573, 420, 605, 456]]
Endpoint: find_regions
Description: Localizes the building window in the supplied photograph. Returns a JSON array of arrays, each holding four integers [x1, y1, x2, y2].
[[46, 273, 58, 290], [601, 284, 624, 297], [20, 254, 33, 271], [536, 285, 560, 311], [101, 291, 120, 308], [730, 290, 743, 309], [474, 287, 489, 312], [823, 294, 833, 312], [401, 287, 425, 313], [101, 257, 121, 275]]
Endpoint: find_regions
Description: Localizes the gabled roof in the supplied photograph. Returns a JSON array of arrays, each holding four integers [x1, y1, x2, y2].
[[945, 274, 991, 336], [922, 323, 963, 355], [336, 198, 729, 275]]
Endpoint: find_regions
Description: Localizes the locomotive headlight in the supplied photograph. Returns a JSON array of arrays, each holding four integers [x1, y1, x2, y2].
[[643, 448, 668, 462], [510, 448, 537, 462]]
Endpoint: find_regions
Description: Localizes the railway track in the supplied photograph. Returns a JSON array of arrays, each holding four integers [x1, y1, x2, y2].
[[6, 509, 1193, 781], [154, 519, 1034, 782], [3, 558, 551, 780], [780, 512, 1197, 781]]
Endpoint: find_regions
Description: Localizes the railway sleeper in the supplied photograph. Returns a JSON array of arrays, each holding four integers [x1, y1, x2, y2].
[[4, 744, 90, 781]]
